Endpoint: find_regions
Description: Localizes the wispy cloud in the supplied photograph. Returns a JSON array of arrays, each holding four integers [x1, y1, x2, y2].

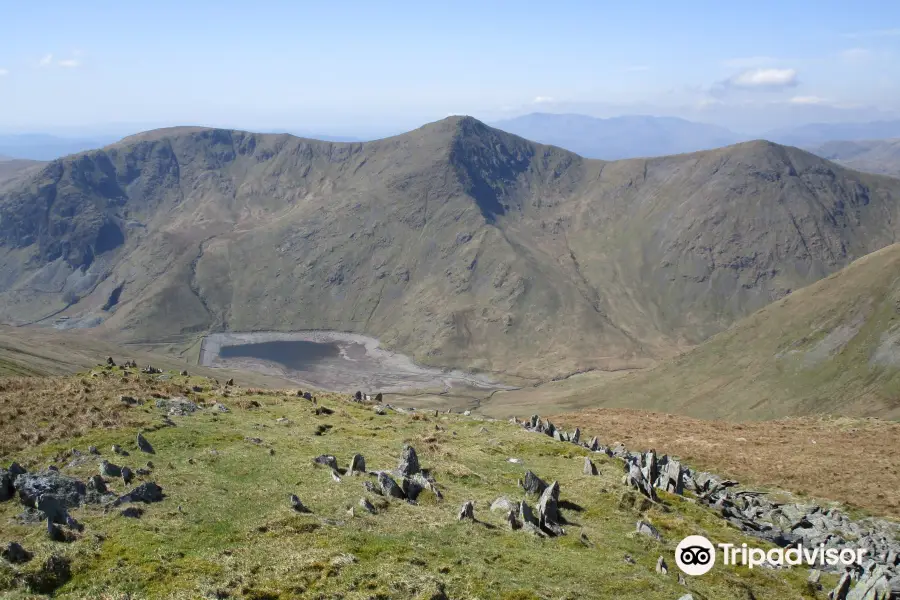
[[789, 95, 828, 105], [841, 28, 900, 39], [37, 52, 83, 69], [840, 48, 872, 63], [726, 68, 799, 90], [532, 96, 554, 104], [38, 53, 54, 67], [58, 59, 81, 68]]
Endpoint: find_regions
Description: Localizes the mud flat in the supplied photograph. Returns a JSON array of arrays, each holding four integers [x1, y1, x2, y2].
[[200, 331, 513, 393]]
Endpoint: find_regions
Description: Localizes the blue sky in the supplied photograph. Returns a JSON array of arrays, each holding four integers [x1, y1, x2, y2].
[[1, 0, 898, 135]]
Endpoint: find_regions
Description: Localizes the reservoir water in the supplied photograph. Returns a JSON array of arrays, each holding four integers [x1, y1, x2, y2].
[[219, 340, 342, 371]]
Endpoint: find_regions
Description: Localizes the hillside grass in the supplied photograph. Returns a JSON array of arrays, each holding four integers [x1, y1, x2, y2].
[[0, 369, 831, 599]]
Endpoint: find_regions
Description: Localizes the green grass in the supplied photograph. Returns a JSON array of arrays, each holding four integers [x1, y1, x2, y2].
[[0, 372, 833, 599]]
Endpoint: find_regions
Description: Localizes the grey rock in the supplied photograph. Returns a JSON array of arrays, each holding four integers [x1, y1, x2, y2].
[[538, 481, 563, 536], [571, 428, 580, 444], [313, 455, 339, 471], [88, 446, 100, 455], [521, 470, 548, 496], [37, 494, 69, 525], [86, 475, 107, 494], [111, 444, 127, 455], [115, 481, 163, 504], [490, 496, 520, 513], [363, 481, 382, 496], [584, 457, 598, 476], [830, 572, 852, 600], [120, 507, 143, 518], [506, 509, 521, 530], [136, 433, 155, 454], [373, 405, 386, 415], [1, 541, 32, 563], [636, 520, 662, 541], [377, 472, 406, 499], [156, 397, 198, 416], [14, 471, 86, 509], [211, 402, 229, 412], [358, 497, 376, 514], [290, 494, 311, 513], [349, 454, 366, 475], [100, 460, 122, 478], [656, 555, 668, 575], [397, 445, 420, 477], [457, 500, 475, 521], [121, 466, 134, 485], [659, 458, 685, 495], [0, 468, 13, 502], [589, 436, 600, 451]]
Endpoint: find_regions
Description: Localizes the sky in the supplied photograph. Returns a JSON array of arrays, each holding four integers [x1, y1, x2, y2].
[[1, 0, 899, 137]]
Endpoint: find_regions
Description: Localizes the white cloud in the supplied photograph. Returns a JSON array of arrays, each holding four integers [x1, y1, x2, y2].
[[39, 53, 53, 67], [58, 59, 81, 68], [728, 68, 799, 89], [840, 48, 871, 63], [789, 95, 828, 105], [842, 28, 900, 39], [532, 96, 554, 104]]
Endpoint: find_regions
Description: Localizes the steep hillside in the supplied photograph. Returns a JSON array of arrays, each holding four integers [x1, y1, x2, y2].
[[0, 157, 44, 185], [486, 244, 900, 420], [812, 138, 900, 178], [3, 117, 900, 379], [491, 112, 744, 159]]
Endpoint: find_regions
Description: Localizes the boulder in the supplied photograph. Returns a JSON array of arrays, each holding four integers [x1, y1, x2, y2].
[[115, 481, 163, 504], [521, 470, 548, 496], [1, 541, 32, 564], [397, 445, 421, 477], [156, 397, 198, 416], [589, 436, 600, 452], [358, 497, 377, 514], [136, 432, 155, 454], [37, 494, 69, 525], [490, 497, 520, 514], [583, 457, 598, 476], [0, 468, 14, 502], [457, 500, 475, 521], [830, 572, 852, 600], [122, 466, 134, 485], [518, 500, 545, 537], [363, 481, 383, 496], [348, 454, 366, 475], [120, 507, 144, 519], [377, 472, 406, 499], [572, 428, 581, 444], [14, 471, 86, 509], [636, 520, 662, 541], [100, 460, 122, 478], [538, 481, 564, 536], [313, 455, 339, 471], [290, 494, 311, 513], [659, 459, 685, 495], [656, 555, 668, 575]]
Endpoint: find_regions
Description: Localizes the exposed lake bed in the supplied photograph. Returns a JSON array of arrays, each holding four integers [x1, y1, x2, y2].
[[200, 331, 513, 393]]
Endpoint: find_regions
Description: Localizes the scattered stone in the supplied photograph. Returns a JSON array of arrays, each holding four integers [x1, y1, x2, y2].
[[24, 554, 71, 594], [463, 410, 471, 416], [519, 500, 544, 536], [290, 494, 311, 513], [373, 405, 386, 415], [377, 472, 406, 499], [354, 391, 363, 402], [156, 397, 198, 416], [507, 458, 522, 464], [583, 457, 598, 476], [375, 393, 383, 403], [100, 460, 122, 478], [211, 402, 230, 412], [303, 392, 313, 401], [120, 507, 143, 518], [115, 481, 163, 504], [363, 481, 382, 496], [111, 444, 127, 456], [457, 500, 475, 521], [180, 370, 189, 376], [14, 471, 86, 509], [331, 470, 342, 483], [829, 572, 852, 600], [537, 481, 564, 536], [136, 432, 155, 454], [358, 497, 377, 514], [623, 554, 636, 565], [490, 497, 520, 513], [225, 378, 234, 386], [86, 475, 107, 494], [506, 509, 521, 530], [244, 437, 263, 445], [191, 385, 204, 393], [656, 555, 668, 575], [314, 424, 332, 436], [521, 470, 548, 496], [119, 395, 139, 406], [589, 436, 600, 451], [349, 454, 366, 475], [636, 520, 662, 541], [1, 541, 32, 563], [107, 357, 116, 366], [313, 455, 339, 471], [136, 468, 151, 477], [397, 445, 421, 477], [0, 469, 14, 502], [142, 365, 162, 374], [579, 530, 594, 547], [88, 446, 100, 455], [121, 467, 134, 485]]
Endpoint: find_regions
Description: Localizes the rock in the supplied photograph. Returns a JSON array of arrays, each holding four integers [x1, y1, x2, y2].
[[245, 437, 263, 445], [100, 460, 122, 478], [506, 509, 521, 530], [490, 496, 520, 513], [397, 445, 421, 477], [111, 444, 126, 455], [358, 497, 377, 514], [313, 455, 339, 471], [348, 454, 366, 475], [521, 470, 548, 496], [14, 471, 86, 509], [331, 470, 342, 483], [627, 462, 658, 501], [303, 392, 313, 401], [373, 405, 386, 415], [659, 458, 685, 495], [847, 566, 893, 600], [290, 494, 311, 513], [211, 402, 229, 412], [24, 554, 71, 594], [457, 500, 475, 521], [589, 436, 600, 451], [107, 356, 116, 366], [677, 596, 695, 600], [538, 481, 564, 536], [225, 378, 234, 386], [354, 390, 363, 401], [808, 569, 822, 588], [363, 481, 382, 496], [1, 541, 32, 563], [830, 572, 852, 600], [623, 554, 636, 565], [519, 500, 542, 535], [374, 393, 383, 403], [88, 446, 100, 455], [583, 457, 598, 476], [120, 395, 139, 406], [378, 472, 406, 499], [572, 428, 581, 444], [120, 507, 144, 518], [115, 481, 163, 504], [142, 365, 162, 374], [121, 466, 134, 485], [0, 468, 14, 502], [636, 520, 662, 541], [656, 555, 668, 575], [135, 432, 155, 454], [463, 410, 471, 416], [180, 370, 189, 376], [37, 494, 70, 527]]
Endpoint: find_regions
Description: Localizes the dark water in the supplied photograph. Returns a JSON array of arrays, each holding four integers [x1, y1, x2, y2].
[[219, 340, 341, 370]]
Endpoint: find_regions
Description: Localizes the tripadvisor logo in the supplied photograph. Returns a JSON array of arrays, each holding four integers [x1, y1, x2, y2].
[[675, 535, 866, 576]]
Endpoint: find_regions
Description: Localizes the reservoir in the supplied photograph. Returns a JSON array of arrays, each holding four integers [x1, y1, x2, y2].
[[219, 340, 343, 371]]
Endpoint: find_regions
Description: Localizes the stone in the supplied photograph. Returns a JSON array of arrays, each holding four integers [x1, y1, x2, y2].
[[397, 445, 420, 477], [303, 392, 313, 401], [290, 494, 311, 513], [180, 370, 189, 376], [354, 390, 363, 401], [656, 555, 668, 575], [627, 462, 659, 501], [373, 405, 386, 415], [457, 500, 475, 521], [589, 436, 600, 451], [363, 481, 382, 496], [583, 457, 598, 476], [120, 507, 144, 518], [122, 466, 134, 485], [14, 471, 86, 509], [830, 572, 852, 600], [519, 500, 539, 528], [120, 395, 139, 406], [378, 472, 406, 499], [37, 494, 69, 525], [463, 410, 471, 416], [225, 378, 234, 386], [107, 356, 116, 366], [245, 437, 263, 445], [111, 444, 126, 455], [348, 454, 366, 475], [211, 402, 229, 412], [572, 428, 581, 444], [0, 468, 14, 502], [521, 470, 548, 496], [88, 446, 100, 455], [374, 393, 383, 403], [313, 455, 339, 471], [506, 509, 521, 530], [636, 520, 662, 541], [659, 458, 685, 495], [115, 481, 163, 504], [100, 460, 122, 478], [1, 541, 32, 563], [358, 497, 376, 514], [538, 481, 564, 536], [490, 496, 520, 513], [136, 432, 155, 454], [24, 554, 71, 593]]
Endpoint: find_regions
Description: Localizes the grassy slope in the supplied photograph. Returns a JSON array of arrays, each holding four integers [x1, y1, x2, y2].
[[486, 243, 900, 421], [0, 370, 826, 599]]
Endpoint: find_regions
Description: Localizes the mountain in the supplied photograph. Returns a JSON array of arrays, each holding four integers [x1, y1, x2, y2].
[[490, 113, 744, 159], [3, 117, 900, 380], [0, 133, 120, 160], [768, 120, 900, 148], [0, 156, 45, 185], [811, 138, 900, 178], [486, 243, 900, 420]]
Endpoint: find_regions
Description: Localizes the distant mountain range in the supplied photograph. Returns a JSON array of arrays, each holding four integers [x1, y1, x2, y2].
[[0, 134, 120, 161], [811, 138, 900, 178]]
